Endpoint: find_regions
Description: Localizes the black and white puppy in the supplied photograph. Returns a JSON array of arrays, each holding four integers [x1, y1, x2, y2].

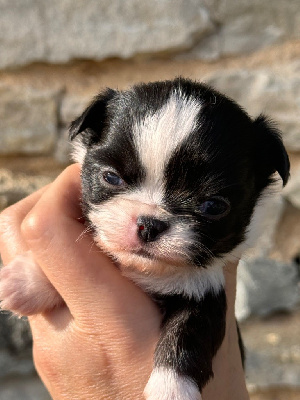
[[0, 78, 290, 399]]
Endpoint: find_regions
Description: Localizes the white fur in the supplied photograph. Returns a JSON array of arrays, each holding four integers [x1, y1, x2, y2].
[[86, 178, 280, 303], [243, 178, 283, 251], [88, 199, 194, 258], [88, 198, 165, 253], [228, 177, 283, 262], [133, 92, 201, 203], [72, 137, 87, 164], [133, 180, 282, 302], [117, 187, 166, 210], [123, 262, 224, 301], [88, 194, 226, 301], [144, 367, 201, 400], [87, 180, 276, 302]]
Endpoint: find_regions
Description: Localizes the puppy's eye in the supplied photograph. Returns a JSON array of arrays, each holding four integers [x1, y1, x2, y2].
[[197, 197, 230, 220], [103, 171, 124, 186]]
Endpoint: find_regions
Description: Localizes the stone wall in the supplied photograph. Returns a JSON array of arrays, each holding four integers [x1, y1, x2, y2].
[[0, 1, 300, 399], [1, 0, 300, 69]]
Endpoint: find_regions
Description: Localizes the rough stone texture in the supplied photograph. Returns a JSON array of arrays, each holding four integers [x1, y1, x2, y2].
[[0, 375, 50, 400], [235, 174, 300, 321], [56, 64, 300, 162], [236, 259, 300, 321], [0, 169, 52, 210], [1, 0, 300, 69], [0, 195, 8, 210], [0, 313, 31, 354], [0, 44, 300, 158], [241, 309, 300, 393], [245, 193, 285, 259], [2, 65, 300, 159], [0, 0, 213, 69], [54, 129, 73, 164], [60, 93, 93, 128], [0, 84, 59, 155], [194, 0, 300, 60], [250, 389, 300, 400], [206, 66, 300, 152], [0, 312, 48, 400], [0, 348, 34, 378], [247, 350, 300, 390]]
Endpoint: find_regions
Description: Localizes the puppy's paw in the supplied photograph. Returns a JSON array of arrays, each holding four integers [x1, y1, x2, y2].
[[144, 368, 201, 400], [0, 252, 63, 316]]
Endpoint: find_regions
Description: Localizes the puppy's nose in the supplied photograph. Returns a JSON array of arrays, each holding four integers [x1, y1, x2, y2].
[[137, 216, 169, 243]]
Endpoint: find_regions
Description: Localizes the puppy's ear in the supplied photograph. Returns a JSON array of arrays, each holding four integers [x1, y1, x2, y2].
[[253, 115, 290, 187], [69, 88, 117, 164], [69, 88, 117, 143]]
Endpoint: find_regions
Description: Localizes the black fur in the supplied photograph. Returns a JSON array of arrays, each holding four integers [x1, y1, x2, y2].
[[153, 290, 226, 391], [69, 77, 290, 398]]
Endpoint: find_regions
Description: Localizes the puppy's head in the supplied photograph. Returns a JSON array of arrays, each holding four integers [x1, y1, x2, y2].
[[69, 78, 289, 292]]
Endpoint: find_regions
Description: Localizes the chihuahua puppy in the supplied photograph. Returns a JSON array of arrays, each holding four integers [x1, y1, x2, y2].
[[0, 78, 289, 399]]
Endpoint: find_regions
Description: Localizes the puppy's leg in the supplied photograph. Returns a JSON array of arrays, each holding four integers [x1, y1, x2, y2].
[[0, 252, 63, 316], [145, 290, 227, 400]]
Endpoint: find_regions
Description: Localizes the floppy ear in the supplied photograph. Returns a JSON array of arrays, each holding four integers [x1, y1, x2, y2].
[[69, 88, 117, 164], [253, 115, 290, 187], [69, 88, 117, 143]]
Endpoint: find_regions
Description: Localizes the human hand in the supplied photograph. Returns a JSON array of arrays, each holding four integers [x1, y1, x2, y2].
[[0, 164, 249, 400]]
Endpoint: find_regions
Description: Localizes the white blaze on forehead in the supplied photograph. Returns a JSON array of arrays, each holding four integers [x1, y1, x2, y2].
[[133, 92, 201, 198]]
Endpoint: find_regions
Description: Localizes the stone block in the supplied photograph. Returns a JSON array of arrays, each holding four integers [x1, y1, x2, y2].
[[241, 310, 300, 392], [0, 85, 58, 155], [195, 0, 300, 60], [60, 94, 92, 127], [0, 375, 50, 400], [0, 169, 52, 209], [236, 258, 300, 321], [0, 0, 213, 69], [206, 69, 300, 152], [54, 129, 72, 164], [0, 313, 32, 354]]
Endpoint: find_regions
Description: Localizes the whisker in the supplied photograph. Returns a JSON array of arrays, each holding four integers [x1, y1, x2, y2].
[[76, 225, 94, 243]]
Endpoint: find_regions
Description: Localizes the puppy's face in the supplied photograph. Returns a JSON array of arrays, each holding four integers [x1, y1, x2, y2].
[[70, 79, 289, 285]]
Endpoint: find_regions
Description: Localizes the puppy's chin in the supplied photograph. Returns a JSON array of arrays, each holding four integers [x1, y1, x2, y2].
[[95, 238, 191, 277]]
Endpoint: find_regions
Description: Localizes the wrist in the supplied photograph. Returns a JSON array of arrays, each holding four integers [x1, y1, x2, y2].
[[202, 309, 249, 400]]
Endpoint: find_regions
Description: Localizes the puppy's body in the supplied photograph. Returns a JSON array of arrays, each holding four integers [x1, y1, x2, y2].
[[0, 78, 289, 399]]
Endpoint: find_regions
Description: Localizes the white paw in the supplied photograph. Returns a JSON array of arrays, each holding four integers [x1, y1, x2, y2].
[[144, 367, 202, 400], [0, 252, 63, 316]]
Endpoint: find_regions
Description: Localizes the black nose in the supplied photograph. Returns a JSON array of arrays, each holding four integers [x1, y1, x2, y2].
[[137, 216, 169, 243]]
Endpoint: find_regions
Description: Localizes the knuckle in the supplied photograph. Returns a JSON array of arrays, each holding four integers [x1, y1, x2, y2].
[[21, 210, 48, 242]]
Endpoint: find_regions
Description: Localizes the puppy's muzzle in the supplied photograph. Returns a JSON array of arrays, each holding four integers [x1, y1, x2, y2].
[[137, 216, 169, 243]]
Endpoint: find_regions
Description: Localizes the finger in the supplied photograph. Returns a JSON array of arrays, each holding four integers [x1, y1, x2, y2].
[[0, 185, 49, 264], [223, 260, 239, 314], [20, 164, 140, 316]]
